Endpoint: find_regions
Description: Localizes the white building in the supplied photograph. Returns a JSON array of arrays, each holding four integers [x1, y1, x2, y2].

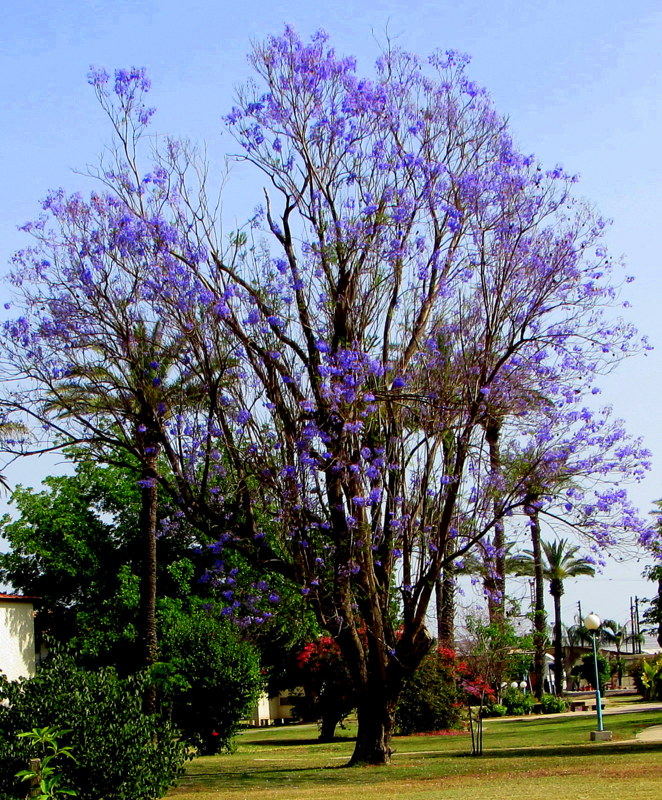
[[0, 593, 36, 681]]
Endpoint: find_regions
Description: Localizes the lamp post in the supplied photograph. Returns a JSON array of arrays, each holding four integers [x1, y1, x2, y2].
[[584, 612, 612, 741]]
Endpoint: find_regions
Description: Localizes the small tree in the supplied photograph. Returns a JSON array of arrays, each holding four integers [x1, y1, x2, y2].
[[293, 636, 357, 741], [157, 604, 263, 754], [579, 652, 611, 694]]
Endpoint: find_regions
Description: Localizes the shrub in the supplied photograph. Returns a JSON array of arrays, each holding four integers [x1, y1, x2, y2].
[[500, 687, 535, 716], [540, 693, 568, 714], [0, 653, 186, 800], [156, 606, 263, 754], [481, 703, 507, 717], [396, 649, 464, 734], [579, 653, 611, 693], [636, 655, 662, 700]]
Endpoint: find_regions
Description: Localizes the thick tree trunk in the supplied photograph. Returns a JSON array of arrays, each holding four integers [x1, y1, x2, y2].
[[350, 686, 398, 765], [319, 702, 347, 742], [551, 585, 564, 695], [527, 497, 546, 700], [319, 710, 344, 743]]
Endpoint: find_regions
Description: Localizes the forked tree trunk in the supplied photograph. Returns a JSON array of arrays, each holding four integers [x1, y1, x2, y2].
[[342, 626, 430, 765]]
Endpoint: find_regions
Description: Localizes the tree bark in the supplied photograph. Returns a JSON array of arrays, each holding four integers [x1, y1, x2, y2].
[[319, 708, 344, 743], [139, 446, 159, 715], [350, 684, 398, 765], [436, 564, 456, 650], [527, 497, 546, 700], [485, 418, 505, 625], [551, 583, 564, 695]]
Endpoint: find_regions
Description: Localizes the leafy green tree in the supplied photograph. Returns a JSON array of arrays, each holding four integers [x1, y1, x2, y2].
[[156, 602, 263, 754], [0, 454, 203, 672], [0, 459, 143, 670]]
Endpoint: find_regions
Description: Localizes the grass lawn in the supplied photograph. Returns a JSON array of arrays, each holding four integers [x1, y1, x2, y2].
[[167, 706, 662, 800]]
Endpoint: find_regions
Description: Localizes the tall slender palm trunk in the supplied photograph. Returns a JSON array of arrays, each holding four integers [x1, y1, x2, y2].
[[139, 444, 159, 714], [526, 495, 546, 699], [435, 563, 456, 650], [550, 582, 564, 694], [485, 418, 505, 625]]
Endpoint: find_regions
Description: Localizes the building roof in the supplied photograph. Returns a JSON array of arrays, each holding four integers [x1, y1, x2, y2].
[[0, 593, 38, 604]]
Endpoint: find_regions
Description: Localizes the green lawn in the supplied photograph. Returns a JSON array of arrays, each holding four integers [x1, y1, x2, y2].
[[167, 708, 662, 800]]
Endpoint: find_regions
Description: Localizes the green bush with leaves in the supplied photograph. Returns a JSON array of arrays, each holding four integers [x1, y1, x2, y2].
[[540, 693, 568, 714], [0, 653, 186, 800], [579, 652, 611, 693], [636, 654, 662, 700], [500, 687, 536, 716], [156, 603, 263, 754], [395, 649, 464, 735], [14, 726, 77, 800], [481, 703, 507, 718]]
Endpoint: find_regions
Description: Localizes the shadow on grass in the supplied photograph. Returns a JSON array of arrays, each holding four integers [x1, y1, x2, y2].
[[171, 739, 662, 795], [242, 735, 356, 747], [444, 741, 662, 761]]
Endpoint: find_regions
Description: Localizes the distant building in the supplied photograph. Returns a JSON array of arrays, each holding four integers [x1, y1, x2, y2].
[[248, 690, 304, 726], [0, 593, 37, 681]]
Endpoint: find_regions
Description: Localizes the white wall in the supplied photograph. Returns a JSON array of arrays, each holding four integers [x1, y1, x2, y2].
[[0, 599, 35, 681]]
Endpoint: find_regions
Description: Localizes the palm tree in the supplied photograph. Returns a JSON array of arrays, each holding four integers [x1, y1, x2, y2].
[[600, 619, 644, 686], [0, 420, 30, 493], [514, 539, 596, 695]]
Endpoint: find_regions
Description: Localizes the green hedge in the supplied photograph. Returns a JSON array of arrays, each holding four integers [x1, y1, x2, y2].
[[0, 653, 186, 800]]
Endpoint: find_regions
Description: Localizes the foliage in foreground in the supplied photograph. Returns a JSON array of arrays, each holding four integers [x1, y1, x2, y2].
[[0, 653, 186, 800], [157, 604, 264, 754], [14, 726, 77, 800], [633, 654, 662, 701]]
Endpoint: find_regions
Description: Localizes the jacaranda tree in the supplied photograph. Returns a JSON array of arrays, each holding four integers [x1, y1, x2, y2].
[[1, 28, 657, 764]]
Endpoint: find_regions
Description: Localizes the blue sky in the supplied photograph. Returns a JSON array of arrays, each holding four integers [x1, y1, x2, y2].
[[2, 0, 662, 632]]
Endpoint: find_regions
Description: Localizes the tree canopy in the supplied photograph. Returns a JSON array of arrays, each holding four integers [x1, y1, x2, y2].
[[0, 28, 657, 765]]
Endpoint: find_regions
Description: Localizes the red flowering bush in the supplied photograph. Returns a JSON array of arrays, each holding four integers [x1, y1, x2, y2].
[[395, 647, 464, 735], [294, 636, 357, 741]]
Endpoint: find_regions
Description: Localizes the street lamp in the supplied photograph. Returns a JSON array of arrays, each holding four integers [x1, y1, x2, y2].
[[584, 613, 612, 741]]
